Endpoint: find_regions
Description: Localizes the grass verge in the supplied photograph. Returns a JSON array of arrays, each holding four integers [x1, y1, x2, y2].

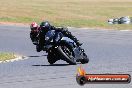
[[0, 0, 132, 29], [0, 52, 16, 61]]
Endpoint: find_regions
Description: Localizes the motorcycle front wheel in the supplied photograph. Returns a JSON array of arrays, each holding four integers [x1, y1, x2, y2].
[[57, 45, 76, 65]]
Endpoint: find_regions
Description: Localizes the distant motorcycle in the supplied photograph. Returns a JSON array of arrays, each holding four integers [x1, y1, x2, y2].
[[43, 30, 89, 65], [108, 16, 131, 24]]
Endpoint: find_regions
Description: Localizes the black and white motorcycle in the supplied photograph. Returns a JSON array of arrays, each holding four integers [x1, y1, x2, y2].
[[44, 30, 89, 65]]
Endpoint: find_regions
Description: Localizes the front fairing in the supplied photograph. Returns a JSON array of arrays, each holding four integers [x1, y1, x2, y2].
[[45, 30, 55, 44]]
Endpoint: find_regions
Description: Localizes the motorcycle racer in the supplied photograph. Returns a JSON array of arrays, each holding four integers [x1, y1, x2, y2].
[[30, 22, 40, 45], [36, 21, 82, 52]]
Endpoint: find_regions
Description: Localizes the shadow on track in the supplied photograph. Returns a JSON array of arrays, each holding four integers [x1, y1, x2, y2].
[[32, 64, 71, 67], [28, 55, 47, 57]]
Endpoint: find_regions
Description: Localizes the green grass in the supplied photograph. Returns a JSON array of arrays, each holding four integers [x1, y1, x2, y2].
[[0, 0, 132, 29], [0, 52, 16, 61]]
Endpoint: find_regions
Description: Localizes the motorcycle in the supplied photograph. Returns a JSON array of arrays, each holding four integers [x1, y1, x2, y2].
[[44, 30, 89, 65]]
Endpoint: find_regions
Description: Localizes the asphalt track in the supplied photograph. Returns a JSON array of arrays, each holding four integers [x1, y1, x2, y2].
[[0, 24, 132, 88]]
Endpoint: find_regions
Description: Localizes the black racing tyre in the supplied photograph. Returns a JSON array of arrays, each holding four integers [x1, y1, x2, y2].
[[57, 46, 76, 65], [80, 53, 89, 64], [47, 53, 57, 64]]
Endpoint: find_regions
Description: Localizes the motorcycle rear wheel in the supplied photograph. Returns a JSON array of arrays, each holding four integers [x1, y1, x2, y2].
[[47, 53, 57, 64]]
